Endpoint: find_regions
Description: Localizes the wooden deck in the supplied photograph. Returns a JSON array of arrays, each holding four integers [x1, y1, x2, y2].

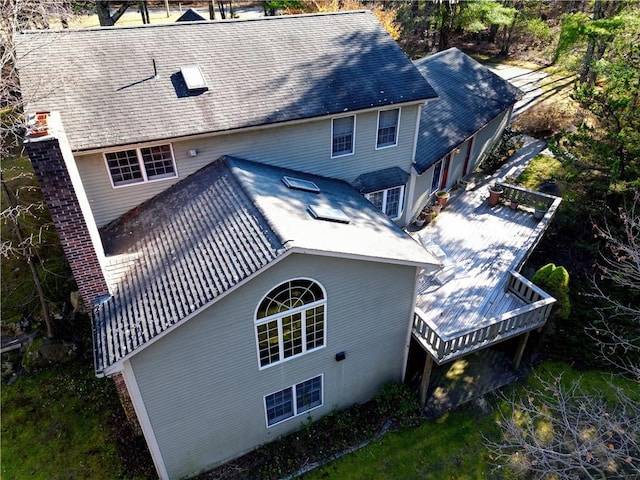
[[410, 180, 561, 364]]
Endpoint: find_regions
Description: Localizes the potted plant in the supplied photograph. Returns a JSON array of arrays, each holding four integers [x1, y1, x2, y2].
[[416, 210, 433, 227], [534, 201, 548, 220], [488, 184, 503, 206], [436, 190, 450, 208], [430, 202, 442, 215], [510, 198, 520, 210]]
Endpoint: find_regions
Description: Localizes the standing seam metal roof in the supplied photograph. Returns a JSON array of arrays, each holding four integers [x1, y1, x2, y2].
[[93, 156, 438, 373], [94, 159, 284, 372], [413, 48, 523, 174], [17, 11, 437, 152]]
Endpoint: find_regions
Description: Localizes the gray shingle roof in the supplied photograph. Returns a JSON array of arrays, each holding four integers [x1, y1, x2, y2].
[[413, 48, 523, 174], [17, 11, 437, 152], [94, 159, 285, 373], [93, 156, 439, 373]]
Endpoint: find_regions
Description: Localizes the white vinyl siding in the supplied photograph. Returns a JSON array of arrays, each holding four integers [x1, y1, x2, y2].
[[129, 254, 417, 479], [105, 144, 176, 188], [331, 115, 355, 157], [376, 108, 400, 149], [78, 105, 422, 227]]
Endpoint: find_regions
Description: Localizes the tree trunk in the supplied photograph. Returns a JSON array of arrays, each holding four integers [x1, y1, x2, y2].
[[138, 1, 150, 24], [217, 1, 226, 19], [500, 10, 518, 56], [96, 1, 132, 27], [209, 0, 215, 20], [438, 1, 452, 51], [579, 0, 603, 84], [1, 178, 53, 338]]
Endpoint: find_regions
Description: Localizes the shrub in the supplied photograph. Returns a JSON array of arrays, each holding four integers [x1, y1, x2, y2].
[[375, 382, 422, 427], [532, 263, 571, 320]]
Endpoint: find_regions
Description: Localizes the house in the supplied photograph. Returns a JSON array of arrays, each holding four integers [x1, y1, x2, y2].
[[17, 11, 539, 480]]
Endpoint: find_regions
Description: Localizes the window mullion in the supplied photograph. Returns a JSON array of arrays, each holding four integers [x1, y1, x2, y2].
[[277, 317, 284, 363], [137, 148, 149, 182], [301, 310, 307, 355]]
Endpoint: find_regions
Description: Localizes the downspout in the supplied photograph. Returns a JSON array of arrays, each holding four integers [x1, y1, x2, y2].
[[405, 103, 423, 225], [401, 266, 422, 382]]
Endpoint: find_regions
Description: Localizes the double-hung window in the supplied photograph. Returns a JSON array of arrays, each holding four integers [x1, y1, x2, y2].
[[365, 185, 404, 219], [331, 116, 355, 157], [376, 108, 400, 148], [105, 144, 176, 187], [264, 375, 323, 427], [255, 279, 326, 368]]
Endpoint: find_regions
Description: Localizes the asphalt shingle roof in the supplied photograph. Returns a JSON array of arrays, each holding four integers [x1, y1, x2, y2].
[[93, 156, 439, 373], [17, 11, 437, 152], [413, 48, 523, 174]]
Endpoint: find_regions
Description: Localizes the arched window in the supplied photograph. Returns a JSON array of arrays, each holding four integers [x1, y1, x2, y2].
[[256, 279, 325, 368]]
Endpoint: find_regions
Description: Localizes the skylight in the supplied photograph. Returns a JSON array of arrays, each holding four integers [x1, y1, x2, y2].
[[282, 176, 320, 193], [181, 65, 208, 91], [308, 205, 350, 224]]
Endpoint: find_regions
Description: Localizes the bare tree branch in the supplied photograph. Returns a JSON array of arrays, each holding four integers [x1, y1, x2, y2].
[[485, 373, 640, 479], [588, 192, 640, 381]]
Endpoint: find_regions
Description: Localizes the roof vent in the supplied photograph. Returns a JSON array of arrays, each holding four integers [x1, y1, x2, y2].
[[308, 205, 350, 224], [180, 65, 208, 92], [282, 176, 320, 193]]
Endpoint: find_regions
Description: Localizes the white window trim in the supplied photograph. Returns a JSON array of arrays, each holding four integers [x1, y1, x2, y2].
[[365, 185, 405, 220], [263, 374, 324, 428], [103, 143, 177, 189], [330, 115, 356, 158], [430, 160, 443, 194], [254, 278, 327, 370], [375, 107, 401, 150]]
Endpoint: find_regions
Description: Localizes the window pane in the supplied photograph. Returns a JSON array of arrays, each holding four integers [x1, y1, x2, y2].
[[106, 150, 142, 186], [384, 187, 402, 218], [305, 306, 324, 350], [282, 313, 303, 359], [377, 109, 399, 147], [367, 191, 384, 210], [141, 145, 175, 180], [257, 321, 280, 367], [431, 161, 442, 193], [332, 117, 354, 156], [265, 387, 293, 426], [296, 376, 322, 414]]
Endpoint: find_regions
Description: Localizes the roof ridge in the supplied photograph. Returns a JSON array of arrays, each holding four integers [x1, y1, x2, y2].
[[20, 10, 371, 35]]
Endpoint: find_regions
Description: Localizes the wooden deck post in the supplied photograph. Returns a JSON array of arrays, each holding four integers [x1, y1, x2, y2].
[[512, 331, 530, 369], [419, 354, 434, 406]]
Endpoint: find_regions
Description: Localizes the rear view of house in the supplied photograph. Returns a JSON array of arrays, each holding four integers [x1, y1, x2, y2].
[[16, 11, 533, 479]]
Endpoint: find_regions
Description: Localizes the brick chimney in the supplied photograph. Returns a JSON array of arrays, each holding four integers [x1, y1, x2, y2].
[[24, 112, 110, 307]]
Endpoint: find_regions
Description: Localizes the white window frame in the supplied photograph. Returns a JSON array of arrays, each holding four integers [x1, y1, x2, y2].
[[430, 160, 443, 194], [104, 143, 177, 188], [365, 185, 405, 220], [375, 107, 400, 149], [331, 115, 356, 158], [264, 374, 323, 427], [255, 278, 326, 370]]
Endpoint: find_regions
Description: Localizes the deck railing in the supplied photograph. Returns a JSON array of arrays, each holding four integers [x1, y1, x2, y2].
[[499, 183, 558, 210], [413, 270, 556, 364]]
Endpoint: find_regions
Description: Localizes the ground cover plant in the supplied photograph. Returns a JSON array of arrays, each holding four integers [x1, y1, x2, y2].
[[0, 358, 144, 480]]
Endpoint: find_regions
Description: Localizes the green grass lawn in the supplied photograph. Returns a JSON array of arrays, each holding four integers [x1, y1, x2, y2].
[[1, 359, 126, 480], [303, 361, 638, 480], [2, 350, 636, 479]]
